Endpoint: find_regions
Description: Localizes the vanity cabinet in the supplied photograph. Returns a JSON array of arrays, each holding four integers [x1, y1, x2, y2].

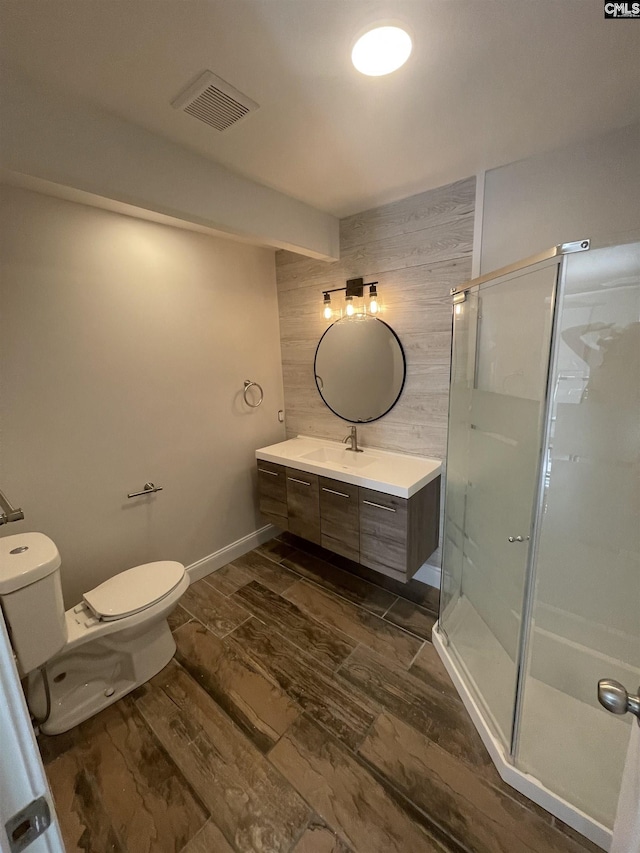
[[360, 483, 440, 583], [319, 477, 360, 562], [257, 461, 288, 530], [285, 468, 321, 544], [256, 459, 440, 583], [359, 488, 407, 577]]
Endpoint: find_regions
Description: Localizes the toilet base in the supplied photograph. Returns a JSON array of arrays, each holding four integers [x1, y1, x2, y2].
[[28, 618, 176, 735]]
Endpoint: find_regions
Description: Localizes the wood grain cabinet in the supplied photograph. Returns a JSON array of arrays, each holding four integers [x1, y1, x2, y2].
[[257, 461, 440, 584], [359, 479, 440, 583], [285, 468, 321, 545], [359, 488, 408, 579], [257, 461, 288, 530], [319, 477, 360, 562]]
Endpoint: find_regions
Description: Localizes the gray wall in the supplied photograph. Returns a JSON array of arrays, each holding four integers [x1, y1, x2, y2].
[[0, 186, 285, 606], [2, 71, 340, 260], [480, 121, 640, 273], [275, 177, 475, 461]]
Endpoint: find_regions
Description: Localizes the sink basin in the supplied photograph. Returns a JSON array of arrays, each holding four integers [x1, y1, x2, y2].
[[300, 447, 376, 470], [257, 436, 442, 498]]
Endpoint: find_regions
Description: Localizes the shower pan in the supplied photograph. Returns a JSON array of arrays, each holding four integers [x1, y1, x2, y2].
[[434, 237, 640, 850]]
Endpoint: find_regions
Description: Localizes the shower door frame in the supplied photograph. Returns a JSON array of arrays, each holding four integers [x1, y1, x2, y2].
[[442, 240, 589, 609], [507, 251, 565, 760], [434, 237, 613, 850], [441, 238, 589, 757]]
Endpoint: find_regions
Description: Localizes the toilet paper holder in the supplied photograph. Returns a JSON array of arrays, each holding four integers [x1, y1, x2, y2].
[[127, 482, 163, 499]]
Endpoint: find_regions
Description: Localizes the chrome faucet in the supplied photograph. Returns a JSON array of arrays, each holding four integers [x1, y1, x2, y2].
[[343, 425, 363, 453]]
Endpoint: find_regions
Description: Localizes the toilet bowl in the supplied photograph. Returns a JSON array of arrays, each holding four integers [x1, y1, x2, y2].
[[0, 532, 189, 734]]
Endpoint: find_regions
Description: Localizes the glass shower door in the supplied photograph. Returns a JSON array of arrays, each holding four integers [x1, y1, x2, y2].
[[516, 241, 640, 828], [440, 261, 559, 748]]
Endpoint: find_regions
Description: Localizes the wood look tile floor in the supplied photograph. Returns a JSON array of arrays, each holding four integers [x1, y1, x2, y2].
[[38, 536, 600, 853]]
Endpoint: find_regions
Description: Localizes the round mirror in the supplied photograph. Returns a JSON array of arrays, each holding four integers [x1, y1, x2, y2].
[[314, 315, 406, 422]]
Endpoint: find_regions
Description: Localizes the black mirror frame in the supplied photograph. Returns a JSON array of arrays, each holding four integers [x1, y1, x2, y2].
[[313, 316, 407, 423]]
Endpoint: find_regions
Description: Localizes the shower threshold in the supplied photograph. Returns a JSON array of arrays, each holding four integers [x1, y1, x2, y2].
[[433, 622, 613, 851]]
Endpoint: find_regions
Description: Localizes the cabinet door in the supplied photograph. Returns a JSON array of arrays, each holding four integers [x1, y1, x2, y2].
[[319, 477, 359, 562], [257, 461, 288, 529], [286, 468, 321, 544], [359, 488, 408, 580]]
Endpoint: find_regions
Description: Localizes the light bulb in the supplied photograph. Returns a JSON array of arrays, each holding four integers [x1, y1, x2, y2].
[[345, 298, 355, 316], [368, 284, 379, 314], [322, 293, 332, 320], [352, 26, 412, 77]]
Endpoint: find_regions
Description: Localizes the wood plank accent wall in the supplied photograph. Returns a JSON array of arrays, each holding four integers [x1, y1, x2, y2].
[[275, 177, 475, 461]]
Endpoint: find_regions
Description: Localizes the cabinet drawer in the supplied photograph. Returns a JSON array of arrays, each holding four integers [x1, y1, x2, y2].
[[257, 461, 288, 528], [359, 488, 408, 575], [286, 468, 321, 545], [320, 477, 359, 562]]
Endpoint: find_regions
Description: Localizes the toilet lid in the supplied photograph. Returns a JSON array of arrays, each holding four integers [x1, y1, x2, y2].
[[83, 561, 185, 621]]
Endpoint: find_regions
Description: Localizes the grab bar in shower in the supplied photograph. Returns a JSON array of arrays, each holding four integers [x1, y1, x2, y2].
[[0, 487, 25, 525]]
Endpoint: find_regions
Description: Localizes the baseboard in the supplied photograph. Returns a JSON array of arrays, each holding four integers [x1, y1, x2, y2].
[[186, 524, 278, 584], [413, 561, 441, 589], [432, 624, 611, 851]]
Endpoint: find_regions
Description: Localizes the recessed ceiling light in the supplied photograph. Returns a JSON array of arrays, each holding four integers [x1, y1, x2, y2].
[[351, 25, 412, 77]]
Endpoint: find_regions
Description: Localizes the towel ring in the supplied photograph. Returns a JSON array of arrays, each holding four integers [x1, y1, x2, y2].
[[243, 380, 264, 408]]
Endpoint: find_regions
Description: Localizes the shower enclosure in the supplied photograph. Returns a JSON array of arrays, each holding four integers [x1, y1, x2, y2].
[[435, 238, 640, 849]]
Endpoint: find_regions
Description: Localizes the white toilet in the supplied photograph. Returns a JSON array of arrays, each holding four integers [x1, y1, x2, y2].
[[0, 532, 189, 734]]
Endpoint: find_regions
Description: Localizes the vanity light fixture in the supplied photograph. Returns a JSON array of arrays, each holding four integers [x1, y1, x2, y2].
[[351, 25, 412, 77], [321, 278, 380, 320]]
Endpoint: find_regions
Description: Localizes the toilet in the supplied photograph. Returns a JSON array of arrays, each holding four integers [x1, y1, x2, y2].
[[0, 532, 189, 734]]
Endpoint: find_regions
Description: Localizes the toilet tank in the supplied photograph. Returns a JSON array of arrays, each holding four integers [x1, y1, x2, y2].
[[0, 532, 67, 675]]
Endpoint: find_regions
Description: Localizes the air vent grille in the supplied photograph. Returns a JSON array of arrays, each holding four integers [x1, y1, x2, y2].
[[172, 71, 259, 132]]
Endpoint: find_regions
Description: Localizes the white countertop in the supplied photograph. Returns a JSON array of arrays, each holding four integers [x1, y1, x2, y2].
[[256, 435, 442, 498]]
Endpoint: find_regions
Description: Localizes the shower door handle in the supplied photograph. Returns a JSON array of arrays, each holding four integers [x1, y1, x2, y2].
[[598, 679, 640, 724]]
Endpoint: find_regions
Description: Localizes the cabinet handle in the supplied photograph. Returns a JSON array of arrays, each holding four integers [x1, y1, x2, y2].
[[322, 487, 350, 499], [258, 468, 279, 476], [363, 499, 396, 513], [288, 477, 312, 486]]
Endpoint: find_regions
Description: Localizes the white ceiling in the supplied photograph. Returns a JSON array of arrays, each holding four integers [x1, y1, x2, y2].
[[1, 0, 639, 217]]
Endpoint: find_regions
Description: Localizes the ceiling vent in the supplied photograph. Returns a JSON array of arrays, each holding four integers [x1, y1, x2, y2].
[[172, 71, 259, 132]]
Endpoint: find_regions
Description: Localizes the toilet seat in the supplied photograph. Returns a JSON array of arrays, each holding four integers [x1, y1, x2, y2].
[[83, 561, 185, 621]]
